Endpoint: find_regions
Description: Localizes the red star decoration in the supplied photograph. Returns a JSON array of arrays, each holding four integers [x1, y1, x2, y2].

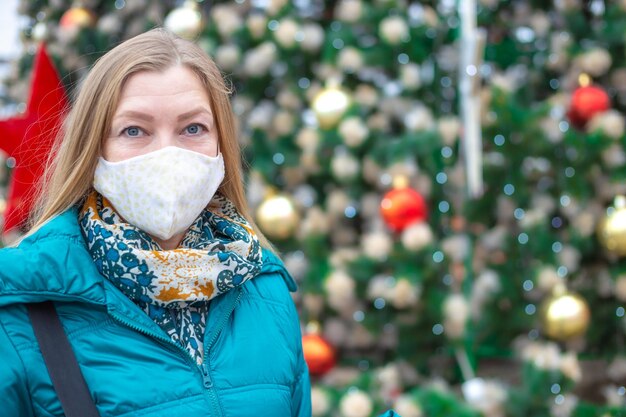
[[0, 43, 68, 234]]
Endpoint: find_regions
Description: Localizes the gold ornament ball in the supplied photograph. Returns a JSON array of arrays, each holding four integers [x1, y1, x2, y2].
[[540, 286, 591, 341], [312, 86, 351, 129], [256, 195, 300, 240], [598, 196, 626, 256], [164, 1, 203, 39], [59, 7, 96, 31]]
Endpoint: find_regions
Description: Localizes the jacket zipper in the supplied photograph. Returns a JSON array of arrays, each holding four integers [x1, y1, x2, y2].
[[107, 286, 244, 416], [200, 286, 244, 416]]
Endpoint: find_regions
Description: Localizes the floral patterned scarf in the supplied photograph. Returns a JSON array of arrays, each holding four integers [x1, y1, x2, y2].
[[79, 192, 263, 364]]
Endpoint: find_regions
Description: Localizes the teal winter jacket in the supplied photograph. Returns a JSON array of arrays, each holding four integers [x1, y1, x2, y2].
[[0, 208, 311, 416]]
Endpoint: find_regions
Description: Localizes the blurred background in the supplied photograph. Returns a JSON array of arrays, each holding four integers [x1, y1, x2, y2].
[[1, 1, 626, 416]]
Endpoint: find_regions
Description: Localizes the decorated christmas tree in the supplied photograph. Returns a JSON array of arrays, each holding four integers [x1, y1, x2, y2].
[[2, 1, 626, 416]]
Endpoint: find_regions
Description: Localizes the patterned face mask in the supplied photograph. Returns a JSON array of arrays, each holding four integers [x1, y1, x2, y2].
[[93, 146, 225, 240]]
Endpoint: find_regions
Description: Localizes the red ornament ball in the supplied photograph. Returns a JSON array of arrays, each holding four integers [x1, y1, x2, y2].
[[302, 334, 336, 376], [567, 85, 610, 129], [380, 187, 428, 232]]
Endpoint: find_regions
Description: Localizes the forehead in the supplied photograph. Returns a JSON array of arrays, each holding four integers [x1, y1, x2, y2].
[[118, 66, 209, 102]]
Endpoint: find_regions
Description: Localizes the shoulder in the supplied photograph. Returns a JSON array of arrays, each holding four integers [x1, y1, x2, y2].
[[0, 208, 86, 267], [0, 208, 106, 306], [242, 248, 298, 308]]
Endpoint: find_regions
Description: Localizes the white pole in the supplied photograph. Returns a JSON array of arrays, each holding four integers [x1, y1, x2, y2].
[[458, 0, 485, 199]]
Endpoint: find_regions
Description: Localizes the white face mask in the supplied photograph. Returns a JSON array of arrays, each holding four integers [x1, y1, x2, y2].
[[93, 146, 225, 240]]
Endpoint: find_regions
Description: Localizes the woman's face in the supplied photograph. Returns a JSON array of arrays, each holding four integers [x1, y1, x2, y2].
[[103, 66, 219, 162]]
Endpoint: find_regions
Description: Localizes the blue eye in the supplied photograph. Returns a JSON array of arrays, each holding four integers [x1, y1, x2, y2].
[[123, 126, 143, 137], [184, 124, 204, 135]]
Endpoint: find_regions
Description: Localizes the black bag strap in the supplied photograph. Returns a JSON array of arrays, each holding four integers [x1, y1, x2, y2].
[[27, 301, 100, 417]]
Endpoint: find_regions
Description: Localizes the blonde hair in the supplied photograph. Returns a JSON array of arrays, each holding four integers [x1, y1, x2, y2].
[[30, 28, 272, 249]]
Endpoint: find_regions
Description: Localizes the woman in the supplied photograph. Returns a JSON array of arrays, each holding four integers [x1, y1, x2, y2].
[[0, 28, 311, 416]]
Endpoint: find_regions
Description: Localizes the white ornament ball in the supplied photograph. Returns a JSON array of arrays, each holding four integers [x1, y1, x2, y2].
[[97, 13, 121, 35], [340, 390, 373, 417], [355, 84, 379, 108], [339, 117, 369, 148], [338, 47, 364, 73], [536, 266, 561, 293], [587, 109, 625, 140], [401, 222, 434, 252], [247, 14, 267, 39], [329, 248, 360, 270], [300, 206, 330, 237], [520, 341, 561, 371], [362, 231, 393, 262], [215, 44, 241, 71], [301, 23, 325, 52], [277, 89, 302, 110], [272, 110, 296, 137], [296, 128, 320, 152], [367, 275, 393, 300], [326, 190, 351, 217], [391, 278, 420, 309], [367, 112, 391, 132], [377, 363, 401, 392], [441, 235, 470, 263], [274, 19, 299, 49], [443, 294, 469, 340], [540, 115, 564, 144], [474, 270, 501, 296], [560, 352, 582, 383], [462, 378, 507, 417], [404, 106, 434, 132], [393, 395, 423, 417], [379, 16, 409, 45], [335, 0, 363, 23], [243, 42, 277, 77], [420, 6, 440, 28], [331, 152, 360, 182], [267, 0, 289, 16], [530, 12, 551, 37], [557, 245, 581, 273], [400, 63, 422, 90], [164, 3, 202, 39], [311, 386, 331, 416], [437, 116, 460, 146], [211, 5, 242, 39], [578, 48, 612, 77], [602, 144, 626, 168], [324, 270, 356, 311], [248, 102, 276, 130]]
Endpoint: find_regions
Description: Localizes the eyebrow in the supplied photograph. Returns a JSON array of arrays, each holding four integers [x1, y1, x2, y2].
[[112, 107, 213, 122], [176, 107, 213, 121], [113, 110, 154, 122]]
